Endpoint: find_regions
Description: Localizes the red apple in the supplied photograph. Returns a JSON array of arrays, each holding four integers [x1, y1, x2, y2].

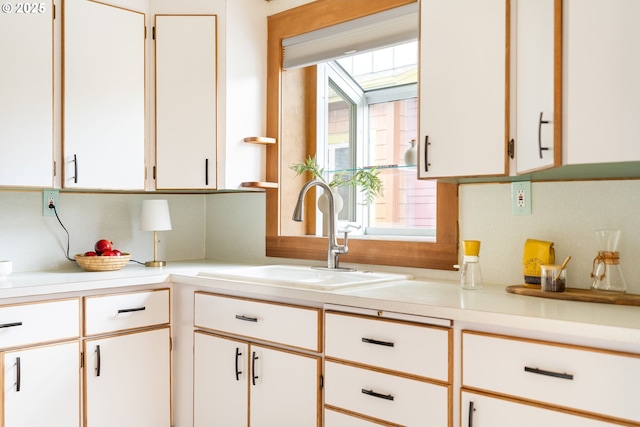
[[83, 251, 98, 257], [94, 239, 112, 255], [101, 250, 116, 256], [111, 249, 122, 256]]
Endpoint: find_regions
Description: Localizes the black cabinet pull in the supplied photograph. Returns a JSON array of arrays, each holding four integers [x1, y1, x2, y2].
[[117, 306, 146, 314], [361, 388, 394, 401], [251, 351, 259, 386], [235, 315, 258, 323], [73, 154, 78, 183], [538, 112, 550, 159], [424, 135, 431, 172], [205, 158, 209, 186], [0, 321, 23, 329], [361, 337, 394, 347], [95, 345, 101, 377], [235, 347, 243, 381], [16, 357, 21, 392], [468, 401, 475, 427], [524, 366, 573, 380]]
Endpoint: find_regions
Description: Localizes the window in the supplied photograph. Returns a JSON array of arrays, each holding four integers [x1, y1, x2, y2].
[[317, 43, 436, 239], [266, 0, 459, 270]]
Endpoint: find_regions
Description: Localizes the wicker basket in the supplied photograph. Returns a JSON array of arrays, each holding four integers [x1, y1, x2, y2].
[[75, 253, 131, 272]]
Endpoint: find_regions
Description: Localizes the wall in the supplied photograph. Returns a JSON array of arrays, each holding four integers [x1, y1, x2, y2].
[[0, 191, 205, 272]]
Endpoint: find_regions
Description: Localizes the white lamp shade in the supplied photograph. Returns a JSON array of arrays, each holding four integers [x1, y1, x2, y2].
[[141, 200, 172, 231]]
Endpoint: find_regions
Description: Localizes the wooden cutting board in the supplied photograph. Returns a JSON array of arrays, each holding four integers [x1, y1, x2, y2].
[[506, 285, 640, 306]]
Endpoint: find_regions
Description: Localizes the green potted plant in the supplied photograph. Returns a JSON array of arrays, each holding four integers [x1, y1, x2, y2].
[[289, 155, 384, 205]]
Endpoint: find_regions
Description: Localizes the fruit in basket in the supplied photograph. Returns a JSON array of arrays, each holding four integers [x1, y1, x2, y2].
[[111, 249, 122, 256], [83, 251, 98, 256], [94, 239, 113, 255], [101, 250, 115, 256]]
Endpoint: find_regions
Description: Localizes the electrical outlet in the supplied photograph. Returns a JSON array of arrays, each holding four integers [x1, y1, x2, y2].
[[511, 181, 531, 215], [43, 190, 59, 217]]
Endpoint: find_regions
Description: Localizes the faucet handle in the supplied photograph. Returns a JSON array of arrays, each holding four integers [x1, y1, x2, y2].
[[341, 231, 350, 254]]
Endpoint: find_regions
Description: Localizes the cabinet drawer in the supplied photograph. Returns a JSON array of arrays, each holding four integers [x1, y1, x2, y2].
[[461, 391, 621, 427], [325, 361, 449, 427], [325, 408, 389, 426], [0, 299, 79, 348], [462, 331, 640, 423], [325, 312, 450, 382], [84, 289, 170, 336], [194, 292, 321, 352]]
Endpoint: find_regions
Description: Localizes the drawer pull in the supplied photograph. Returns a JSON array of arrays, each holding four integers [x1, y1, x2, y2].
[[524, 366, 573, 380], [361, 337, 394, 347], [235, 347, 243, 381], [117, 306, 146, 314], [16, 357, 21, 392], [251, 351, 259, 386], [95, 345, 101, 377], [468, 401, 475, 427], [235, 314, 258, 323], [0, 321, 23, 329], [361, 388, 394, 401]]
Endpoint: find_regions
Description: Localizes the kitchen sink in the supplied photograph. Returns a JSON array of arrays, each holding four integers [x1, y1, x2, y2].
[[197, 264, 411, 290]]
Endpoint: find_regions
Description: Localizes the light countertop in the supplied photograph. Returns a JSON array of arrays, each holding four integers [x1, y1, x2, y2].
[[2, 260, 639, 348]]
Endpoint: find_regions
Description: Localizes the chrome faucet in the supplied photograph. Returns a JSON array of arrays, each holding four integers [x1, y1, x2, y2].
[[292, 180, 355, 271]]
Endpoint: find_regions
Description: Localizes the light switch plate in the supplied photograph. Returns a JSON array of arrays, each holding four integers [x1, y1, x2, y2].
[[511, 181, 531, 215]]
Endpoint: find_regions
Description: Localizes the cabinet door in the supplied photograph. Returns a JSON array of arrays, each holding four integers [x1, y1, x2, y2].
[[0, 0, 53, 187], [514, 0, 561, 174], [63, 0, 145, 190], [250, 344, 321, 427], [462, 391, 619, 426], [3, 342, 80, 427], [194, 332, 248, 427], [84, 327, 171, 427], [564, 0, 640, 164], [155, 15, 218, 190], [419, 0, 508, 178]]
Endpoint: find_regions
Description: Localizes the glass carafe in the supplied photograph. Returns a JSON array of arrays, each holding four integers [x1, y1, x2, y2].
[[590, 230, 627, 293]]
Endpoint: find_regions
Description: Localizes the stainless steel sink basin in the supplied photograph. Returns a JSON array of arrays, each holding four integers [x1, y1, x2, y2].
[[197, 265, 410, 290]]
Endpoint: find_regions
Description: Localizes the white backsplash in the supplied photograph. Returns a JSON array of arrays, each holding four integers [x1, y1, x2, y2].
[[459, 180, 640, 293], [1, 179, 639, 294]]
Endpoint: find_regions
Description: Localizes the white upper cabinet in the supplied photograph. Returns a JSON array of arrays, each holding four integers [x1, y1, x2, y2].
[[154, 15, 218, 190], [563, 0, 640, 165], [0, 1, 53, 187], [419, 0, 508, 178], [514, 0, 561, 174], [63, 0, 146, 190]]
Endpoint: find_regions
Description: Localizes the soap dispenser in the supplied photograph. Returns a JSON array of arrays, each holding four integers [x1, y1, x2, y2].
[[460, 240, 483, 290]]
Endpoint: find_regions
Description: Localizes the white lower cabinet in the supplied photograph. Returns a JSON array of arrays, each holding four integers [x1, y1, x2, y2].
[[462, 391, 621, 427], [194, 332, 321, 427], [461, 330, 640, 426], [2, 341, 80, 427], [324, 310, 452, 426], [83, 289, 171, 427], [84, 326, 171, 427], [193, 292, 322, 426]]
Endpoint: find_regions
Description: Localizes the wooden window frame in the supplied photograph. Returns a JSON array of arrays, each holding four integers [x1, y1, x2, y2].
[[265, 0, 458, 270]]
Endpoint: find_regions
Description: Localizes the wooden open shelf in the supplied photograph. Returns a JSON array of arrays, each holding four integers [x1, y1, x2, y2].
[[243, 136, 276, 145], [240, 181, 279, 189]]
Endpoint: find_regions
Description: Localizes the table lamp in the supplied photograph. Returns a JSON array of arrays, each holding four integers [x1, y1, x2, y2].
[[141, 200, 172, 267]]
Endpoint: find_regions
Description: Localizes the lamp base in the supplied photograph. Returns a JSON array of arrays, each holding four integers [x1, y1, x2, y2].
[[145, 260, 166, 267]]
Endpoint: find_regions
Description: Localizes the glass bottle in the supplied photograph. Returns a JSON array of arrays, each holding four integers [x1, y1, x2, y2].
[[461, 240, 483, 290], [591, 230, 627, 292]]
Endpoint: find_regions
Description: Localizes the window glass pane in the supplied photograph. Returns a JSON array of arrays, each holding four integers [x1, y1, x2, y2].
[[327, 81, 355, 222]]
